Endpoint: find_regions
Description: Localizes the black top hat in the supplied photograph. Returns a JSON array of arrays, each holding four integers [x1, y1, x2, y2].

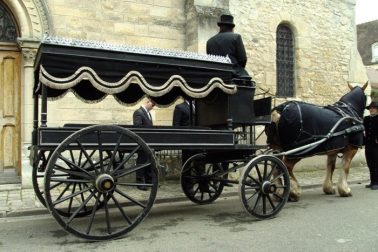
[[366, 101, 378, 109], [217, 14, 235, 28]]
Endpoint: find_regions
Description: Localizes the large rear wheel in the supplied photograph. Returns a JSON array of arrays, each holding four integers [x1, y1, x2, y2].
[[32, 150, 52, 207], [44, 125, 158, 240], [32, 149, 109, 217]]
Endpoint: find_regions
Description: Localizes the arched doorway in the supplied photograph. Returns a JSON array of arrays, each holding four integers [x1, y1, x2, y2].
[[0, 1, 21, 182]]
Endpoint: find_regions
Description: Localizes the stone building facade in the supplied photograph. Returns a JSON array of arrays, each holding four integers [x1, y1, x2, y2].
[[357, 20, 378, 69], [357, 20, 378, 100], [0, 0, 369, 187]]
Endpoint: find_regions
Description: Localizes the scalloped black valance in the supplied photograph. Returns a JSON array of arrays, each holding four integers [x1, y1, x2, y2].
[[34, 39, 237, 105]]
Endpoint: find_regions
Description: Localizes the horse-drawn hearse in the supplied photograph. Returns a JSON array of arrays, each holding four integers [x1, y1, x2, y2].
[[30, 36, 367, 241], [30, 36, 290, 240]]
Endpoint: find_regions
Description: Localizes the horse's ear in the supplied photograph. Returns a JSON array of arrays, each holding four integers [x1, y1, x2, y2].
[[362, 81, 368, 91], [347, 81, 353, 90]]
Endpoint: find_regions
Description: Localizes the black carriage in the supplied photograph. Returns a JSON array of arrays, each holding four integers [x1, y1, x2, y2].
[[30, 37, 290, 240]]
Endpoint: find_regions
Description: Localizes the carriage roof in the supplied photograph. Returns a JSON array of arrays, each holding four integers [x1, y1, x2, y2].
[[33, 36, 237, 105]]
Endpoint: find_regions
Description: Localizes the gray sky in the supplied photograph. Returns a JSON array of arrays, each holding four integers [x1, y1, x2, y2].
[[355, 0, 378, 24]]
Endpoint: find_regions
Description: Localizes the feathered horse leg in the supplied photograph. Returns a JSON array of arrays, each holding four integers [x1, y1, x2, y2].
[[323, 153, 337, 194], [284, 157, 301, 201], [337, 146, 357, 197]]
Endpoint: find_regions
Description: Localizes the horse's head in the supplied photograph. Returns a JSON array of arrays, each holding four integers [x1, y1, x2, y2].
[[341, 81, 368, 117], [265, 110, 281, 150]]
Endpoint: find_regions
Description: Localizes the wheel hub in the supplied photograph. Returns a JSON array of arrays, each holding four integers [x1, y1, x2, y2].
[[95, 174, 115, 193], [261, 181, 276, 194]]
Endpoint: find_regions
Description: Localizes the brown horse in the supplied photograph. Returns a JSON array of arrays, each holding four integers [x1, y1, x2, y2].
[[265, 82, 368, 201]]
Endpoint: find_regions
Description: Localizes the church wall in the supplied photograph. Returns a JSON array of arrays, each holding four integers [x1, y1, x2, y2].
[[43, 0, 187, 127], [46, 0, 186, 49], [229, 0, 364, 105]]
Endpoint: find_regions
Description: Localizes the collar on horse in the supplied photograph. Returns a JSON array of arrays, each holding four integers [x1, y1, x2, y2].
[[326, 101, 363, 123]]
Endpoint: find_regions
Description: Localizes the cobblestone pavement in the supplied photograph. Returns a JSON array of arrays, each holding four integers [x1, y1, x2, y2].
[[0, 166, 370, 218]]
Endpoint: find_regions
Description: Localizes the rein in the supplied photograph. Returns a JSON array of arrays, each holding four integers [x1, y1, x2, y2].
[[280, 116, 364, 157], [326, 101, 363, 123], [272, 100, 364, 153]]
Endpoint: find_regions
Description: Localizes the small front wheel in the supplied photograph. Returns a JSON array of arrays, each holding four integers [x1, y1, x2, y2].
[[239, 155, 290, 219], [180, 153, 226, 204]]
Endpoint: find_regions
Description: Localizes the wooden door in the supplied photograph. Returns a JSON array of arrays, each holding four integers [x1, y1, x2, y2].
[[0, 50, 21, 175]]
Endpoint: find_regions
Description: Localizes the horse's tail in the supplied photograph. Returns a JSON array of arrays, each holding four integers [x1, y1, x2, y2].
[[271, 110, 281, 123]]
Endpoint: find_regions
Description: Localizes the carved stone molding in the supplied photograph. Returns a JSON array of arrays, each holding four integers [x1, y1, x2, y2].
[[22, 0, 50, 38], [186, 0, 229, 18], [21, 48, 37, 67], [33, 0, 51, 37]]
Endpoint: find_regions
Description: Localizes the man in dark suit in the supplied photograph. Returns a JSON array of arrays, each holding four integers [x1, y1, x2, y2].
[[172, 100, 194, 127], [206, 14, 249, 78], [133, 97, 155, 127], [363, 101, 378, 190], [172, 99, 196, 167], [133, 97, 156, 190]]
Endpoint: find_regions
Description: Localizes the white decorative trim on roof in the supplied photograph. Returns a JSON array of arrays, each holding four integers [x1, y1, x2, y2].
[[42, 35, 232, 64], [38, 65, 237, 98]]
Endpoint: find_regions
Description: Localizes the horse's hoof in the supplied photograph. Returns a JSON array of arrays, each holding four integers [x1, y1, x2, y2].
[[289, 192, 300, 202], [288, 197, 299, 202], [323, 188, 336, 195], [339, 194, 351, 197], [339, 190, 352, 197]]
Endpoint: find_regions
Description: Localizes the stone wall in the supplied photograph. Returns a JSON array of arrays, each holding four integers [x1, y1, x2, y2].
[[228, 0, 366, 105], [46, 0, 186, 49], [44, 0, 188, 126]]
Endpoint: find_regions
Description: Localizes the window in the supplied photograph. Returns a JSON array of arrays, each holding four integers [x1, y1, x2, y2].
[[276, 24, 294, 97], [0, 2, 18, 42], [372, 42, 378, 63]]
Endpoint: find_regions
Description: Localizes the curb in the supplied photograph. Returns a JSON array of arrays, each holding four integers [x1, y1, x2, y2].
[[3, 179, 369, 219]]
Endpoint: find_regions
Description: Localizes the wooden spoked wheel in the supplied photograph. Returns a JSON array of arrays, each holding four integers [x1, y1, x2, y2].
[[32, 149, 108, 218], [239, 155, 290, 219], [44, 125, 158, 240], [32, 150, 52, 207], [180, 153, 226, 204]]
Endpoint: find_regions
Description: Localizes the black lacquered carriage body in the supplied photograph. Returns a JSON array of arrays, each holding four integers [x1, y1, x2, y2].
[[30, 37, 290, 240]]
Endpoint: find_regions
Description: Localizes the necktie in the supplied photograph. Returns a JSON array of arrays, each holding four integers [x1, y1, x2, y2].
[[148, 111, 152, 121]]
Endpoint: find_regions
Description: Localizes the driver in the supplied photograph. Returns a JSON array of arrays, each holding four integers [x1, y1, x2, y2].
[[206, 14, 249, 79]]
